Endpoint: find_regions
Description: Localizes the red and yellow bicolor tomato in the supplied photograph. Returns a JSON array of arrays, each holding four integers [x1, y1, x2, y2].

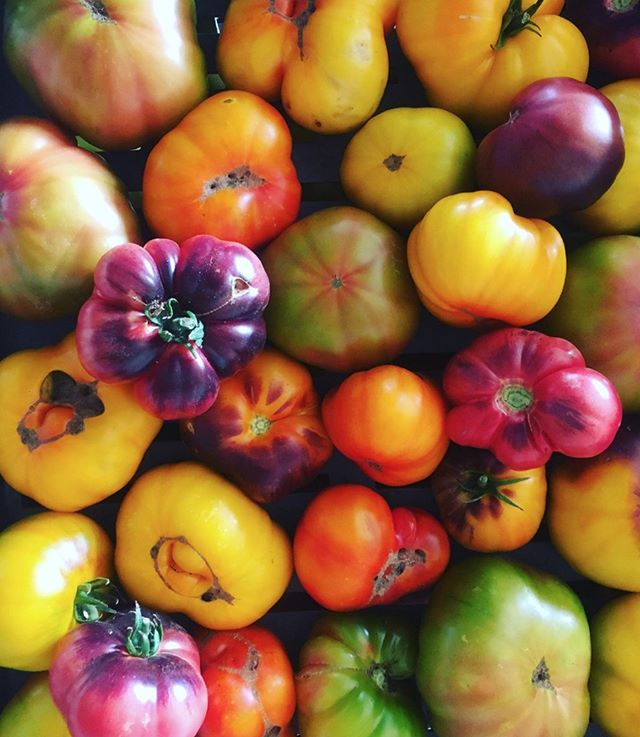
[[115, 462, 293, 630], [340, 107, 476, 229], [548, 421, 640, 591], [0, 512, 113, 671], [575, 79, 640, 235], [407, 191, 566, 327], [0, 333, 162, 511], [396, 0, 589, 129], [590, 592, 640, 737], [321, 364, 449, 486], [0, 672, 70, 737], [216, 0, 392, 133], [142, 90, 301, 249]]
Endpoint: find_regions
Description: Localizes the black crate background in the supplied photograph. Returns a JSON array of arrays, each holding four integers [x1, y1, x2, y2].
[[0, 3, 617, 735]]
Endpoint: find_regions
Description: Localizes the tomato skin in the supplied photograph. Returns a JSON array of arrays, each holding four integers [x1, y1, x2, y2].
[[198, 626, 296, 737], [590, 593, 640, 737], [0, 673, 70, 737], [181, 348, 333, 503], [142, 90, 301, 249], [417, 556, 591, 737], [407, 191, 566, 327], [49, 608, 207, 737], [430, 445, 547, 552], [396, 0, 588, 129], [0, 512, 113, 671], [293, 484, 450, 610], [321, 364, 449, 486]]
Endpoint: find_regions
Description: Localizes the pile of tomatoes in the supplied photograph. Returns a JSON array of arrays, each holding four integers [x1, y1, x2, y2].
[[1, 1, 640, 737]]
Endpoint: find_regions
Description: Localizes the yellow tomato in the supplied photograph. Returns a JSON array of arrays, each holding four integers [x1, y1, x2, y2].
[[0, 334, 162, 511], [0, 672, 70, 737], [340, 107, 476, 229], [396, 0, 588, 129], [576, 79, 640, 234], [115, 462, 293, 629], [407, 191, 566, 327], [590, 593, 640, 737], [0, 512, 113, 671]]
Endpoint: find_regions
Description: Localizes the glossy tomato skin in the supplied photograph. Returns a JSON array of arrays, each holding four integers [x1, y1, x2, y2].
[[181, 348, 332, 503], [4, 0, 207, 150], [0, 118, 138, 319], [142, 90, 301, 249], [430, 445, 547, 552], [263, 206, 420, 372], [296, 613, 427, 737], [49, 608, 207, 737], [199, 626, 296, 737], [417, 556, 591, 737], [444, 327, 622, 469], [396, 0, 588, 129], [294, 484, 450, 610], [321, 364, 449, 486], [476, 77, 625, 218], [407, 191, 566, 327], [0, 673, 70, 737]]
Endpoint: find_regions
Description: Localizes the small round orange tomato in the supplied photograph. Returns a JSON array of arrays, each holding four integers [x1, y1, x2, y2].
[[321, 364, 448, 486], [199, 626, 296, 737]]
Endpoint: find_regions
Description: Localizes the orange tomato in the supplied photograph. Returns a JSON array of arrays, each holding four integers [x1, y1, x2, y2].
[[321, 364, 449, 486]]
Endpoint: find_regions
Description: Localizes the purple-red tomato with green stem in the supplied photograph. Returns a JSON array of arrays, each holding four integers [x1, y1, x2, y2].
[[476, 77, 625, 218], [443, 327, 622, 470], [76, 235, 269, 420], [564, 0, 640, 80], [49, 603, 207, 737]]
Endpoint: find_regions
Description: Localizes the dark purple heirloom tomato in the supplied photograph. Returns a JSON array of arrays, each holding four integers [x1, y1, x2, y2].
[[476, 77, 625, 218], [76, 235, 269, 420], [49, 603, 207, 737], [564, 0, 640, 80]]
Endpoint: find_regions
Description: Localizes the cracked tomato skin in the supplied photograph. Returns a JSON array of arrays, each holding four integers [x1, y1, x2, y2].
[[76, 235, 269, 420], [198, 626, 296, 737], [216, 0, 392, 134], [293, 484, 450, 610], [443, 327, 622, 470], [142, 90, 301, 249]]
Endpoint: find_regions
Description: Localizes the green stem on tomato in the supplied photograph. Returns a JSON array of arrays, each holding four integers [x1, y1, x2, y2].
[[125, 601, 163, 658], [457, 471, 529, 511], [74, 577, 120, 623], [494, 0, 545, 49]]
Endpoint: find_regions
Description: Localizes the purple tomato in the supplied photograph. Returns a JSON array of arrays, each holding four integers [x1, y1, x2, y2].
[[476, 77, 625, 218]]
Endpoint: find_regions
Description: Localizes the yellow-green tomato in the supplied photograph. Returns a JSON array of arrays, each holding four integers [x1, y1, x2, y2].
[[340, 107, 476, 229], [0, 673, 70, 737]]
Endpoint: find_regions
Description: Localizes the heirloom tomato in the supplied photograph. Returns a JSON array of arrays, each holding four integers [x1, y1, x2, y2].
[[294, 484, 450, 610], [76, 235, 269, 420], [263, 206, 420, 372], [417, 556, 591, 737], [407, 191, 566, 327], [0, 117, 138, 319], [4, 0, 207, 150], [0, 333, 161, 511], [181, 348, 332, 503], [216, 0, 390, 134], [115, 462, 292, 629], [590, 592, 640, 737], [340, 107, 476, 229], [575, 79, 640, 235], [548, 421, 640, 591], [546, 235, 640, 411], [430, 445, 547, 552], [50, 604, 207, 737], [321, 364, 449, 486], [142, 90, 301, 249], [0, 673, 69, 737], [396, 0, 589, 129], [296, 613, 426, 737], [444, 327, 622, 469], [198, 626, 296, 737], [0, 512, 113, 671]]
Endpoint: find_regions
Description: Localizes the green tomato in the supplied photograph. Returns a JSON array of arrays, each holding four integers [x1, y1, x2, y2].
[[417, 556, 591, 737], [296, 612, 426, 737], [0, 673, 70, 737]]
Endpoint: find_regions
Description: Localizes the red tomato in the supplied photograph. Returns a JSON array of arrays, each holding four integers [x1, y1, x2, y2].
[[198, 626, 296, 737], [294, 484, 450, 610]]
